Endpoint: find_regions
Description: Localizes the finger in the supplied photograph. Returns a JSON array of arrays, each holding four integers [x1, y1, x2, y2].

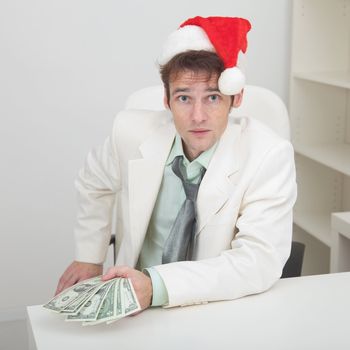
[[55, 273, 78, 296], [55, 280, 70, 296], [54, 263, 77, 295], [55, 283, 64, 296], [102, 266, 130, 281], [101, 267, 119, 281], [55, 277, 69, 296]]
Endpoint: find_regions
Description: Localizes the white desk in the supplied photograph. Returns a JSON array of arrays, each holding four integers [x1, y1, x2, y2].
[[27, 272, 350, 350]]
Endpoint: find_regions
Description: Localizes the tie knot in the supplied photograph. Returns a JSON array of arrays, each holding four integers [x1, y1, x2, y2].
[[172, 156, 205, 201]]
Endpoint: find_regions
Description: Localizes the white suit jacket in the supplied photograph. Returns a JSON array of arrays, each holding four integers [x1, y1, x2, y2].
[[75, 109, 297, 307]]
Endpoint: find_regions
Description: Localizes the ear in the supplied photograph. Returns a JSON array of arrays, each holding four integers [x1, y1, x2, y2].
[[163, 90, 170, 109], [232, 89, 244, 108]]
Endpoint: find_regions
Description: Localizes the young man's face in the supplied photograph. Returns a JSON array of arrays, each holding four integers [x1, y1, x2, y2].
[[165, 70, 243, 161]]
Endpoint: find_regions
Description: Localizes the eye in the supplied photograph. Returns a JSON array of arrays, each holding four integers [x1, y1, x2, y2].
[[208, 94, 220, 102], [178, 95, 189, 102]]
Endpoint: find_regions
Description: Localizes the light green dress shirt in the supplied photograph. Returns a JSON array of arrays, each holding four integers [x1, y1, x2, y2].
[[138, 134, 217, 306]]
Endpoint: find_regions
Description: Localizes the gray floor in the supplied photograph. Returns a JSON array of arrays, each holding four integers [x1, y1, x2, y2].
[[0, 319, 28, 350]]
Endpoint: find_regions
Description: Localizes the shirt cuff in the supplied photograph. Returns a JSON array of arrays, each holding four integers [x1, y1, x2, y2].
[[143, 267, 169, 307]]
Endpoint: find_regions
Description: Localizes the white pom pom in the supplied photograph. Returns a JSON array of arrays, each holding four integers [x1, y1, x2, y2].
[[218, 67, 245, 95]]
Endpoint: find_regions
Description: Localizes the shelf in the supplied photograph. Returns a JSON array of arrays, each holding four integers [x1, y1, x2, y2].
[[294, 143, 350, 176], [294, 211, 331, 247], [332, 212, 350, 239], [293, 71, 350, 89]]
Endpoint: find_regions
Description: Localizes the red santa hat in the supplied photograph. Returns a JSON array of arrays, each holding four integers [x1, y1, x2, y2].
[[158, 16, 251, 95]]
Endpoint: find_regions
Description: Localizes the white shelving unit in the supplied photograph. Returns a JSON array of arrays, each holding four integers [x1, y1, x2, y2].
[[331, 211, 350, 272], [290, 0, 350, 274]]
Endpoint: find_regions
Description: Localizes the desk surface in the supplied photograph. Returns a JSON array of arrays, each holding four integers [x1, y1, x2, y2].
[[27, 272, 350, 350]]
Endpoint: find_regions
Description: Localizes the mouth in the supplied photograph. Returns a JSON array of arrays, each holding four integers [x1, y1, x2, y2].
[[189, 129, 210, 135]]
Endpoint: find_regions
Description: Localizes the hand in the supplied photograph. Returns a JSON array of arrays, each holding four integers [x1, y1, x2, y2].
[[102, 266, 152, 311], [55, 261, 103, 296]]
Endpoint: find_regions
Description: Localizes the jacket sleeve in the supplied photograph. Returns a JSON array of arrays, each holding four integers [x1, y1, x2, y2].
[[74, 117, 121, 264], [154, 140, 297, 307]]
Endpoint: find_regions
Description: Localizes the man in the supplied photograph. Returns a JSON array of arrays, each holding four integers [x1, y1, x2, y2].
[[55, 16, 296, 311]]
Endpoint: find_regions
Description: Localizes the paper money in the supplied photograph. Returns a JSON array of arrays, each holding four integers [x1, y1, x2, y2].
[[43, 276, 141, 325], [122, 278, 141, 316], [43, 276, 102, 313], [83, 279, 122, 326], [66, 281, 112, 322]]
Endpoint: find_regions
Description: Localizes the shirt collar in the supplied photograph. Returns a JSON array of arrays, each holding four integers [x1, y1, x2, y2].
[[166, 134, 218, 170]]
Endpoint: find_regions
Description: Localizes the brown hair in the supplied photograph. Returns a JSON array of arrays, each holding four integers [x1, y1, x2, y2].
[[159, 50, 225, 102]]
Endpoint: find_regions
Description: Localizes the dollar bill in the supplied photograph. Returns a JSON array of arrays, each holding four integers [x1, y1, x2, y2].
[[83, 279, 120, 326], [123, 278, 141, 316], [60, 283, 102, 315], [43, 276, 102, 313], [105, 278, 141, 325], [66, 281, 113, 322]]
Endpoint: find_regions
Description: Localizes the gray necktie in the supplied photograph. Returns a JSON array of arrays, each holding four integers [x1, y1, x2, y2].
[[162, 156, 206, 264]]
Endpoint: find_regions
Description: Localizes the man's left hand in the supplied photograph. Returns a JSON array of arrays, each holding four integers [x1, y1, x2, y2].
[[102, 266, 152, 311]]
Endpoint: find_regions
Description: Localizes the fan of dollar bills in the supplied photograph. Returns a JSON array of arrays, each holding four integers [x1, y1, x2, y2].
[[43, 276, 141, 326]]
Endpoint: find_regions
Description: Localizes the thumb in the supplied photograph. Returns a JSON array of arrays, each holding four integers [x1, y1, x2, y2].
[[101, 267, 120, 281]]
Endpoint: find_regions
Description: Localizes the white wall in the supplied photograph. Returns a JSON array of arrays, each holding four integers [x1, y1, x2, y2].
[[0, 0, 292, 317]]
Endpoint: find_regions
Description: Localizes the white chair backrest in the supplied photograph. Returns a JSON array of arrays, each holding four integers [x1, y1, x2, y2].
[[125, 84, 290, 140]]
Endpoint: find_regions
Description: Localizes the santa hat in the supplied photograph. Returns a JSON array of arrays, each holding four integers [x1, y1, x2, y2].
[[158, 16, 251, 95]]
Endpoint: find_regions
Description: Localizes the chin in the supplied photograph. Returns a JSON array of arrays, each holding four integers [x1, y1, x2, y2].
[[193, 143, 213, 156]]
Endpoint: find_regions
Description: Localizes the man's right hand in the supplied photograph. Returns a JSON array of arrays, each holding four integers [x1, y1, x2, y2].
[[55, 261, 103, 296]]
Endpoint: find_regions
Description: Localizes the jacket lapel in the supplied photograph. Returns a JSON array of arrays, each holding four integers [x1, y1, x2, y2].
[[196, 119, 242, 234], [128, 117, 176, 264]]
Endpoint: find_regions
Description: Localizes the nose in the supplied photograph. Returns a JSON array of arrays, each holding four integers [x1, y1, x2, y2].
[[191, 100, 207, 124]]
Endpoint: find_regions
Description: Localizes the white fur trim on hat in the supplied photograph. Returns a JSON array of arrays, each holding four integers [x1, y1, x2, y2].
[[158, 25, 215, 65]]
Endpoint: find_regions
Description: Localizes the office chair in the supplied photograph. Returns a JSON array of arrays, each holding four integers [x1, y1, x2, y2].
[[109, 84, 304, 277], [281, 241, 305, 278]]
